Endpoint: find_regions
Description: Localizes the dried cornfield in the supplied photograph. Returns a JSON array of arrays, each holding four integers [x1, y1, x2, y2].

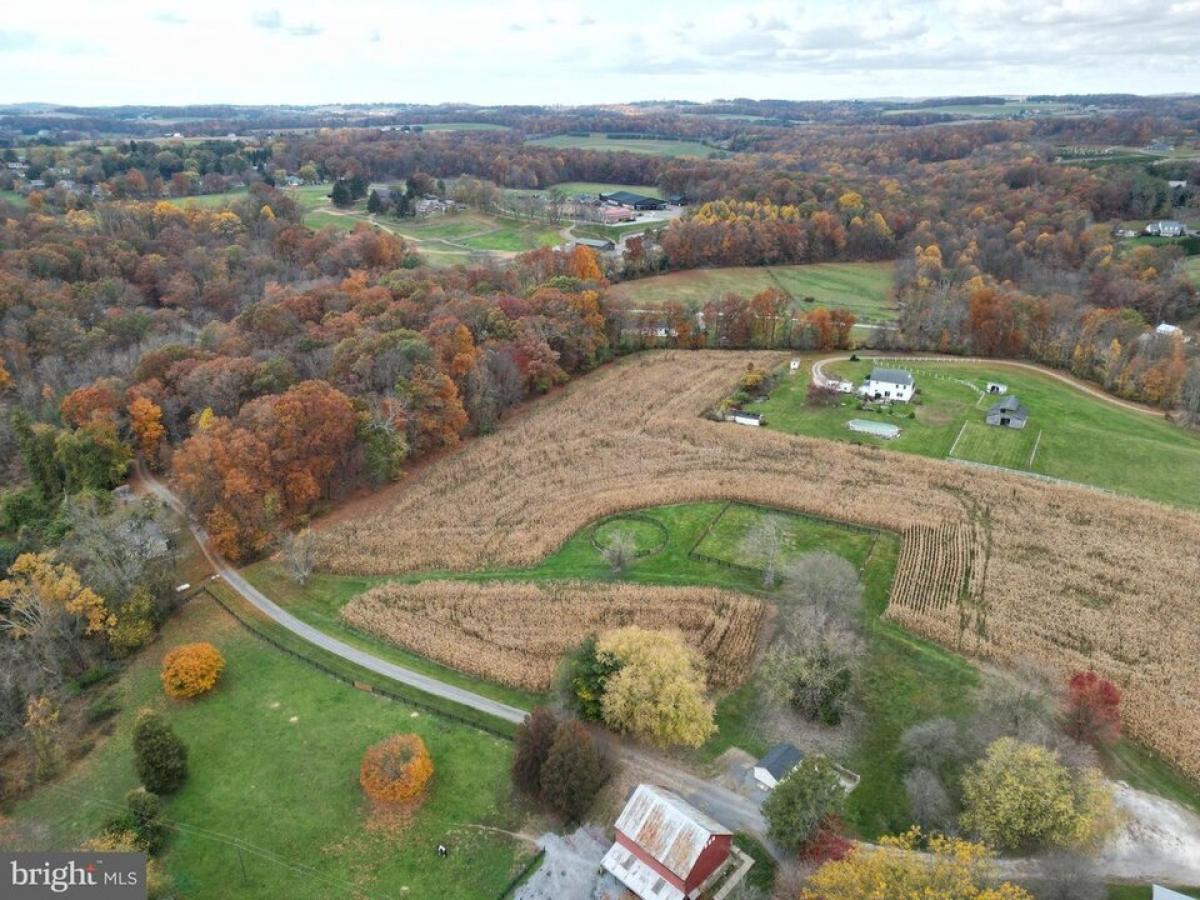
[[340, 580, 767, 691], [315, 351, 1200, 780]]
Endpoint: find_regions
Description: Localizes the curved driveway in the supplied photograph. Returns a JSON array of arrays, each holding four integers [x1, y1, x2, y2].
[[136, 463, 528, 724]]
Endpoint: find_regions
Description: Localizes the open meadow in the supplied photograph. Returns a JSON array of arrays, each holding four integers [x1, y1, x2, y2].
[[754, 357, 1200, 509], [0, 595, 528, 899], [312, 351, 1200, 785], [606, 263, 897, 323], [525, 133, 720, 157]]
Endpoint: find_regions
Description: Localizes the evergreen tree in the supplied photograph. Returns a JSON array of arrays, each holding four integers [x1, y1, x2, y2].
[[132, 711, 188, 794], [539, 720, 608, 822]]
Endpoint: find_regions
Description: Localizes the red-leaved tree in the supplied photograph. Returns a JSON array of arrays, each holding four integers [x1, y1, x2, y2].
[[1064, 670, 1121, 746]]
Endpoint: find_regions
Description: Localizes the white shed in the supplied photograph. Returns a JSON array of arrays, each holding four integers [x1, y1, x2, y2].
[[753, 743, 804, 790], [986, 381, 1007, 394]]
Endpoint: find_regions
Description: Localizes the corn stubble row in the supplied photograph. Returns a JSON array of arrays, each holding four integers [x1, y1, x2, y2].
[[317, 351, 1200, 779], [340, 580, 766, 691]]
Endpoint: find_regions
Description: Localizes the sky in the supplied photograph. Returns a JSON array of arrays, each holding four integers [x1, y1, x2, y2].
[[1, 0, 1198, 107]]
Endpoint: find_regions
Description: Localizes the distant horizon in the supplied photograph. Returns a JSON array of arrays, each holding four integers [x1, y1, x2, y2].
[[2, 0, 1198, 107], [3, 92, 1200, 111]]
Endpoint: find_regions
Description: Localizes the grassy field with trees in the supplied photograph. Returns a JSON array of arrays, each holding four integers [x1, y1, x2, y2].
[[754, 358, 1200, 509], [1, 597, 529, 899], [524, 133, 719, 157], [606, 262, 897, 323]]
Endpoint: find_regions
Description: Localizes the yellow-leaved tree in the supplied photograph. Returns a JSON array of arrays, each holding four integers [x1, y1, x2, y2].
[[801, 828, 1033, 899], [596, 626, 715, 749], [0, 551, 113, 641], [161, 642, 226, 699]]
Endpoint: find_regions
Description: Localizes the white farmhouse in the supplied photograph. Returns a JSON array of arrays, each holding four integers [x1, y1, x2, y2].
[[1156, 322, 1183, 337], [861, 367, 915, 403]]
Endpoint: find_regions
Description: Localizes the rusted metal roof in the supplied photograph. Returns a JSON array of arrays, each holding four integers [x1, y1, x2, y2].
[[613, 784, 731, 880]]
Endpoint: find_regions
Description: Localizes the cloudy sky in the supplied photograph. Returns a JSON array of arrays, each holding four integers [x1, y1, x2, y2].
[[1, 0, 1198, 106]]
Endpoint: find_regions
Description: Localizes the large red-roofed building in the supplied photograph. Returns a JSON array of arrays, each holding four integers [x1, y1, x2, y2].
[[601, 784, 732, 900]]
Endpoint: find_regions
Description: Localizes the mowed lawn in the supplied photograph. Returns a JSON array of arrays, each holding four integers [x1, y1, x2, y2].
[[1184, 256, 1200, 288], [302, 204, 560, 254], [1, 188, 30, 208], [525, 133, 719, 158], [2, 598, 528, 900], [755, 359, 1200, 510], [606, 263, 897, 323]]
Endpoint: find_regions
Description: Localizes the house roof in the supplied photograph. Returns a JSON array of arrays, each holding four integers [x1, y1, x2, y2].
[[756, 742, 804, 779], [988, 395, 1028, 418], [868, 367, 913, 386], [574, 238, 613, 250], [613, 784, 731, 880], [605, 190, 661, 207]]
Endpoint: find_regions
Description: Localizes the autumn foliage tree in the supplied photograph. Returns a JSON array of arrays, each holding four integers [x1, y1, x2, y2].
[[801, 828, 1033, 899], [171, 380, 358, 559], [595, 626, 715, 749], [1063, 670, 1121, 747], [161, 642, 226, 699], [128, 396, 167, 459], [538, 719, 609, 822], [512, 706, 559, 795], [360, 733, 434, 804]]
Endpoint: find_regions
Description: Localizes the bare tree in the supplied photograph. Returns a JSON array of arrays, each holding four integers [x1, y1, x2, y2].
[[969, 663, 1055, 751], [904, 766, 955, 833], [739, 514, 788, 588], [899, 717, 967, 771], [1031, 851, 1106, 900], [777, 551, 863, 636], [282, 529, 315, 586], [600, 532, 635, 575]]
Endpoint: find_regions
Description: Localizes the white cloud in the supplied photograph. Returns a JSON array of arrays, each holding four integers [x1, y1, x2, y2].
[[0, 0, 1195, 105]]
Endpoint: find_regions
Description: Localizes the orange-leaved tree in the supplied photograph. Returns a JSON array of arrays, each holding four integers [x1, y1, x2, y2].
[[161, 642, 226, 699], [128, 396, 167, 459], [359, 733, 434, 804]]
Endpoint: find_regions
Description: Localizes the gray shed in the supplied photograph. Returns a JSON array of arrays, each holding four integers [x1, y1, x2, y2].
[[985, 395, 1028, 429]]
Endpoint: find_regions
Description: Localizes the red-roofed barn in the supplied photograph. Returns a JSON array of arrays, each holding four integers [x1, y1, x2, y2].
[[601, 784, 732, 900]]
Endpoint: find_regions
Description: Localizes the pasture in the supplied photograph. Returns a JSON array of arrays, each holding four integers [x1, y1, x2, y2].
[[1184, 256, 1200, 288], [0, 596, 529, 899], [0, 189, 30, 208], [415, 122, 510, 131], [754, 358, 1200, 509], [163, 189, 249, 208], [525, 133, 719, 158], [605, 262, 897, 323], [506, 181, 665, 199], [883, 101, 1073, 118], [311, 350, 1200, 784]]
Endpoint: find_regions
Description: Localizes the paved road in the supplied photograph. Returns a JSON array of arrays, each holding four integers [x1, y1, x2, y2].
[[135, 463, 529, 725]]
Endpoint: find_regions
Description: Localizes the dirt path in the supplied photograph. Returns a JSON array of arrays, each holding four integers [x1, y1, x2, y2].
[[812, 353, 1165, 418]]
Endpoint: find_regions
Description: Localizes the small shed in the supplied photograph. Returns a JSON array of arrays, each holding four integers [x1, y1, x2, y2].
[[753, 743, 804, 790], [574, 237, 615, 252], [986, 381, 1007, 394], [985, 395, 1028, 429], [789, 358, 801, 373]]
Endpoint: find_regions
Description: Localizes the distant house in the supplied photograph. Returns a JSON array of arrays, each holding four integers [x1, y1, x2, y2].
[[726, 410, 763, 427], [753, 743, 804, 790], [1146, 220, 1186, 238], [601, 784, 733, 900], [861, 367, 915, 402], [986, 381, 1007, 394], [1157, 322, 1183, 337], [985, 395, 1028, 429], [1168, 180, 1188, 189], [668, 193, 690, 206], [601, 190, 667, 211], [285, 175, 303, 187], [574, 237, 614, 252]]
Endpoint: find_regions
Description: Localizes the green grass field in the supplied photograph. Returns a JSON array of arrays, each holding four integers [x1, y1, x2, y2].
[[755, 359, 1200, 509], [572, 221, 660, 242], [505, 182, 665, 200], [883, 101, 1072, 118], [0, 188, 30, 208], [607, 263, 897, 322], [416, 122, 510, 132], [302, 203, 560, 254], [163, 189, 249, 208], [525, 133, 719, 158], [1184, 256, 1200, 288], [3, 598, 529, 899]]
